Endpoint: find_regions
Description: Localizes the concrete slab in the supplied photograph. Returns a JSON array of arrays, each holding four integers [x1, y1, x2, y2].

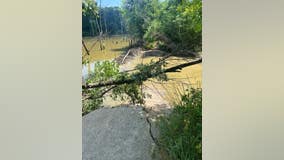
[[83, 106, 156, 160]]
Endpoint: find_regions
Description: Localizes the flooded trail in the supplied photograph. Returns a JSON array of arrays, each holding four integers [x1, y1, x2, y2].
[[82, 36, 202, 115], [118, 50, 202, 116]]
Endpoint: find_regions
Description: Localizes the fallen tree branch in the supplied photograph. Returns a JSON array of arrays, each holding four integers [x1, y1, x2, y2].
[[82, 40, 90, 55], [164, 58, 201, 72], [82, 58, 202, 89], [82, 85, 117, 100], [121, 49, 131, 64]]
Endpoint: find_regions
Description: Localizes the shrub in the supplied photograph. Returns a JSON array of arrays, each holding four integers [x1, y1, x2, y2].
[[82, 61, 120, 115], [159, 88, 202, 160]]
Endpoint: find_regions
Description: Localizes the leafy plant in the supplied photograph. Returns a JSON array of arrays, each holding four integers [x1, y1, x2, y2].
[[82, 89, 103, 116], [158, 88, 202, 160], [83, 61, 120, 115], [82, 59, 168, 115], [122, 0, 202, 52]]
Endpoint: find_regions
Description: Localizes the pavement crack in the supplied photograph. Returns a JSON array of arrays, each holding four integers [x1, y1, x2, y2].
[[143, 107, 160, 148]]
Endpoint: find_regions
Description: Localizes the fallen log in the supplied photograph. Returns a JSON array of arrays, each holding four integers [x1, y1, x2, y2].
[[83, 58, 202, 89]]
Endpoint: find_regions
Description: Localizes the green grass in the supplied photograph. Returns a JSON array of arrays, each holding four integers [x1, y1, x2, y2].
[[158, 88, 202, 160]]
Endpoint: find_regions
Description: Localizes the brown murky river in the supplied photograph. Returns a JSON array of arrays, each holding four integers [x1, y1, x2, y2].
[[82, 36, 201, 111]]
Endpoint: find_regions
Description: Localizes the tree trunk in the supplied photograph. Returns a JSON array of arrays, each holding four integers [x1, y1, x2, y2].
[[83, 58, 202, 89]]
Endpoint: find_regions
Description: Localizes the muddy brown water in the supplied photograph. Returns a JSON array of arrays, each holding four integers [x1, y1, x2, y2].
[[82, 36, 201, 112]]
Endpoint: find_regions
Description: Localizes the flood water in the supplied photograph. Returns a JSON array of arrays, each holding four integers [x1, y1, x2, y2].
[[82, 35, 130, 78], [82, 35, 201, 108]]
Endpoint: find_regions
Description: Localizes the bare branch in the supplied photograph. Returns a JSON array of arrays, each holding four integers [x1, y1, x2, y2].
[[82, 40, 90, 55]]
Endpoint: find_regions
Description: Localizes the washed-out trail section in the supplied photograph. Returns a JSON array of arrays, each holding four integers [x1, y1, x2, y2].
[[82, 38, 201, 159]]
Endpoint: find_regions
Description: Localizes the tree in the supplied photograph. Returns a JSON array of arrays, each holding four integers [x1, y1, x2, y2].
[[82, 0, 99, 36], [122, 0, 202, 52], [121, 0, 147, 38]]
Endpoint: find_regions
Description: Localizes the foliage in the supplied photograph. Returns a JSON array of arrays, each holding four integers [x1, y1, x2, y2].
[[158, 88, 202, 160], [91, 60, 120, 81], [82, 0, 98, 17], [82, 0, 99, 37], [82, 60, 120, 115], [121, 0, 160, 38], [101, 7, 126, 35], [82, 89, 103, 116], [83, 4, 126, 36], [121, 0, 147, 38], [112, 83, 145, 104], [122, 0, 202, 52], [82, 58, 169, 115], [134, 59, 167, 81]]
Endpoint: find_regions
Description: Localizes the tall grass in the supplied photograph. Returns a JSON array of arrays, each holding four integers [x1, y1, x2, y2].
[[161, 76, 201, 106], [158, 88, 202, 160]]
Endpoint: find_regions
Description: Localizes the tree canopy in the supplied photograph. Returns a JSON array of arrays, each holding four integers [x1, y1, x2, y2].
[[82, 0, 126, 36], [122, 0, 202, 52]]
